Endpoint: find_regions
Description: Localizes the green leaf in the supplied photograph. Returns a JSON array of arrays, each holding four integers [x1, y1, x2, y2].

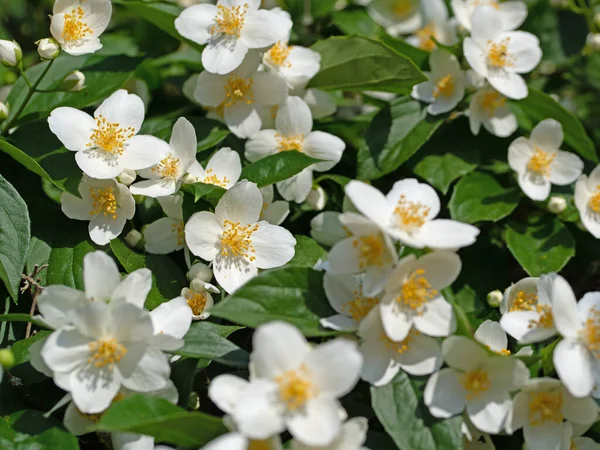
[[181, 182, 226, 204], [287, 235, 326, 268], [541, 338, 559, 376], [516, 89, 598, 163], [210, 267, 337, 336], [110, 239, 187, 309], [46, 231, 97, 291], [11, 331, 51, 366], [0, 175, 30, 301], [0, 418, 79, 450], [378, 33, 430, 69], [96, 395, 226, 447], [308, 36, 426, 94], [357, 97, 445, 180], [506, 215, 575, 277], [332, 8, 381, 38], [449, 172, 520, 224], [240, 151, 320, 188], [371, 371, 463, 450], [175, 322, 248, 367]]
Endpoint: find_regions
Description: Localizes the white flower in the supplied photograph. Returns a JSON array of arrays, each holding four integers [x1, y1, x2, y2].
[[181, 279, 220, 320], [131, 118, 197, 197], [232, 321, 363, 446], [187, 147, 242, 189], [301, 88, 337, 119], [508, 119, 583, 201], [548, 195, 568, 214], [379, 251, 460, 341], [547, 275, 600, 398], [451, 0, 527, 32], [424, 335, 529, 433], [148, 296, 193, 350], [175, 0, 292, 75], [263, 40, 321, 90], [199, 432, 281, 450], [575, 164, 600, 238], [310, 211, 349, 247], [346, 179, 480, 249], [48, 90, 169, 179], [405, 0, 457, 52], [463, 6, 542, 99], [305, 186, 327, 211], [259, 185, 290, 225], [321, 273, 381, 332], [0, 39, 22, 67], [475, 320, 511, 355], [359, 306, 442, 386], [143, 196, 185, 255], [37, 37, 61, 60], [61, 70, 86, 92], [411, 50, 465, 115], [193, 52, 288, 138], [367, 0, 423, 37], [327, 212, 398, 296], [60, 175, 135, 245], [188, 262, 213, 283], [50, 0, 112, 55], [499, 275, 558, 344], [117, 169, 136, 186], [246, 96, 346, 203], [468, 87, 517, 137], [185, 180, 296, 293], [506, 378, 598, 450], [290, 417, 371, 450]]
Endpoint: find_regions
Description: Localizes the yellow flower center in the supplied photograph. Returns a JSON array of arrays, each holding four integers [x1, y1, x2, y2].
[[210, 4, 249, 38], [202, 168, 230, 188], [460, 368, 491, 400], [276, 365, 315, 410], [187, 291, 207, 316], [153, 155, 180, 179], [393, 0, 414, 16], [509, 290, 538, 312], [224, 75, 254, 107], [588, 186, 600, 213], [480, 91, 506, 116], [527, 147, 556, 177], [220, 220, 258, 260], [487, 38, 513, 68], [89, 187, 118, 219], [207, 103, 226, 119], [248, 441, 273, 450], [528, 390, 564, 426], [352, 234, 388, 269], [62, 7, 92, 42], [433, 74, 455, 98], [88, 337, 127, 370], [528, 304, 554, 329], [397, 269, 438, 312], [487, 346, 511, 356], [415, 23, 438, 51], [394, 195, 430, 231], [582, 308, 600, 357], [172, 221, 185, 247], [343, 291, 379, 322], [87, 115, 135, 155], [475, 0, 500, 9], [381, 329, 419, 354], [268, 41, 292, 68], [276, 133, 304, 152]]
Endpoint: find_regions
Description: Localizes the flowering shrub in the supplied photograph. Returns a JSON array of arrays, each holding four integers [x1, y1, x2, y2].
[[1, 0, 600, 449]]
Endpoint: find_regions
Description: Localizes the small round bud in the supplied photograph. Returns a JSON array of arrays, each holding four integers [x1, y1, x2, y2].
[[187, 262, 213, 283], [305, 186, 327, 211], [0, 40, 22, 68], [118, 169, 136, 186], [587, 33, 600, 52], [181, 173, 198, 185], [547, 195, 567, 214], [36, 38, 60, 61], [487, 290, 502, 308], [0, 348, 15, 369], [125, 230, 143, 250], [188, 392, 200, 410], [0, 102, 8, 121], [60, 70, 85, 92]]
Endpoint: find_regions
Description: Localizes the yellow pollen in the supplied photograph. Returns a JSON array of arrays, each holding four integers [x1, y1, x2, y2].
[[270, 105, 279, 120], [588, 185, 600, 213], [248, 440, 272, 450], [528, 390, 564, 426], [268, 41, 292, 68], [460, 368, 491, 400], [352, 234, 387, 269], [202, 168, 230, 188], [527, 147, 556, 177], [220, 220, 258, 261], [87, 115, 135, 155], [393, 0, 414, 16], [172, 221, 185, 247], [187, 291, 207, 316], [582, 308, 600, 357], [394, 195, 430, 230], [88, 337, 127, 370], [487, 38, 513, 68], [493, 347, 511, 356], [397, 269, 438, 312], [276, 365, 315, 410], [210, 4, 249, 38], [474, 0, 499, 8], [152, 155, 180, 179], [343, 291, 379, 322], [480, 91, 506, 115], [381, 330, 420, 354], [89, 187, 118, 219], [207, 103, 226, 119], [433, 74, 455, 98], [528, 304, 554, 329], [276, 133, 304, 152], [415, 22, 438, 51], [62, 7, 92, 42], [224, 75, 254, 107], [509, 291, 538, 312], [571, 442, 578, 450]]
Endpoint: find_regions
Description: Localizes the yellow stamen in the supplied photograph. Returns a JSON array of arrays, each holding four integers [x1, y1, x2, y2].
[[527, 147, 556, 177], [220, 220, 258, 261], [248, 441, 273, 450], [480, 91, 506, 116], [276, 365, 315, 410], [62, 7, 92, 42], [528, 304, 554, 329], [588, 185, 600, 213], [172, 221, 185, 247], [343, 291, 379, 322], [202, 168, 230, 188], [352, 234, 388, 269], [276, 133, 304, 152], [433, 74, 455, 98], [393, 0, 413, 16], [488, 346, 511, 356], [460, 368, 491, 400], [509, 291, 538, 312], [224, 75, 254, 107], [88, 337, 127, 370], [89, 187, 118, 219], [582, 307, 600, 357], [210, 4, 249, 38], [487, 38, 513, 68], [397, 269, 438, 312], [187, 291, 207, 316], [394, 195, 430, 231], [528, 390, 563, 426], [267, 41, 292, 68], [152, 155, 180, 179], [87, 114, 135, 155], [474, 0, 499, 8], [381, 329, 419, 354], [415, 23, 438, 51]]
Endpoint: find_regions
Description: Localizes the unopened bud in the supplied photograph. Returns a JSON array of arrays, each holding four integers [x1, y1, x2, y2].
[[305, 186, 327, 211], [0, 102, 8, 121], [187, 262, 213, 283], [125, 230, 143, 250], [188, 392, 200, 410], [0, 40, 22, 67], [118, 169, 136, 186], [547, 196, 567, 214], [487, 290, 502, 308], [587, 33, 600, 52], [0, 348, 15, 369], [60, 70, 85, 92], [181, 173, 198, 185], [36, 38, 60, 60]]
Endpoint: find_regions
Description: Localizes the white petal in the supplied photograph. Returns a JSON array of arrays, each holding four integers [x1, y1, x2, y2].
[[549, 151, 583, 186], [345, 181, 391, 226], [286, 397, 341, 447], [487, 70, 528, 100], [252, 321, 310, 378], [326, 237, 363, 276], [485, 356, 529, 391], [505, 31, 542, 73], [69, 365, 122, 414], [523, 422, 566, 450], [95, 89, 144, 133], [562, 389, 599, 425], [130, 178, 177, 198], [500, 311, 556, 344], [463, 37, 488, 77], [144, 217, 183, 254], [194, 71, 227, 107], [471, 5, 503, 42], [205, 147, 242, 188], [185, 211, 222, 261], [84, 251, 121, 301], [241, 9, 292, 48], [551, 275, 583, 338], [276, 168, 313, 203], [149, 297, 192, 341], [121, 346, 170, 393], [442, 335, 487, 372], [174, 4, 217, 45], [245, 130, 278, 162], [111, 269, 152, 308], [531, 118, 564, 151], [213, 253, 258, 294], [508, 136, 535, 173], [498, 1, 528, 31], [41, 327, 90, 373], [320, 314, 358, 332], [396, 333, 443, 376], [275, 96, 313, 136], [252, 72, 289, 106], [224, 102, 262, 139], [417, 219, 479, 249], [88, 214, 126, 245], [423, 368, 466, 418], [202, 433, 248, 450], [251, 222, 296, 269], [474, 319, 508, 352], [37, 286, 86, 328], [303, 88, 336, 119], [203, 37, 249, 76], [75, 149, 122, 179], [170, 117, 197, 165], [233, 380, 286, 439], [208, 374, 249, 415], [215, 179, 263, 224], [517, 172, 551, 201], [411, 81, 435, 103], [111, 433, 154, 450], [261, 200, 289, 226], [121, 135, 170, 171], [48, 108, 95, 151], [61, 192, 92, 221], [466, 391, 511, 434], [553, 339, 595, 397], [304, 132, 345, 172]]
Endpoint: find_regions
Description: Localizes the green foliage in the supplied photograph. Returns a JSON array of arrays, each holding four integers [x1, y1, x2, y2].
[[241, 151, 321, 187], [175, 322, 248, 367]]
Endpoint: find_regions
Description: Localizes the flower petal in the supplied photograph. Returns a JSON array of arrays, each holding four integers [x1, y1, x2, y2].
[[215, 179, 263, 224], [286, 396, 341, 447], [241, 9, 292, 48], [423, 368, 466, 418], [303, 131, 345, 172], [553, 339, 595, 397], [95, 89, 144, 133], [174, 4, 217, 45], [251, 222, 296, 269], [275, 96, 313, 136], [48, 108, 95, 151], [185, 211, 222, 261], [252, 321, 310, 378], [83, 251, 121, 301]]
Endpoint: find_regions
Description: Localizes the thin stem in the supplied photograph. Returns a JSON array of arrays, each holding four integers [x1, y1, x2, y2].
[[1, 59, 55, 136], [21, 264, 48, 339]]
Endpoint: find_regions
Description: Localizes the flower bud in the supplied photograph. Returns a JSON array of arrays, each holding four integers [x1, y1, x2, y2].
[[0, 40, 22, 67], [36, 38, 60, 60], [0, 102, 8, 121], [188, 392, 200, 410], [187, 262, 213, 283], [181, 173, 198, 185], [587, 33, 600, 52], [125, 230, 143, 250], [0, 348, 15, 369], [60, 70, 85, 92], [487, 290, 502, 308], [547, 195, 567, 214], [305, 186, 327, 211], [118, 169, 137, 186]]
